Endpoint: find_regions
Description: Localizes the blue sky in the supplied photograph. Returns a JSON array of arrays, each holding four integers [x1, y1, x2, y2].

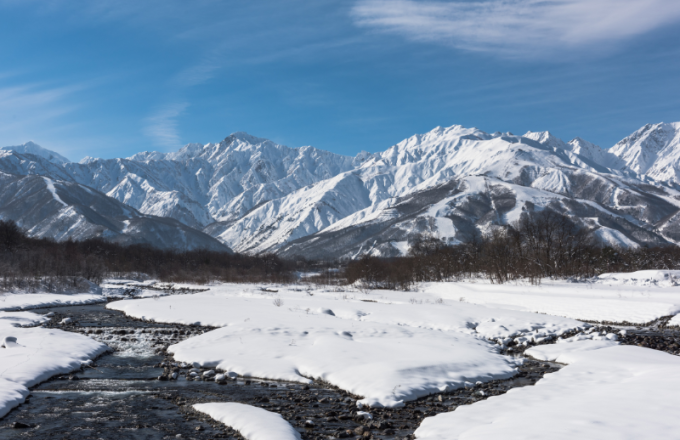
[[1, 0, 680, 161]]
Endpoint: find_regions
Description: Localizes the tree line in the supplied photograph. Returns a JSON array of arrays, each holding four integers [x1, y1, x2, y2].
[[345, 210, 680, 289], [0, 220, 294, 292], [4, 209, 680, 293]]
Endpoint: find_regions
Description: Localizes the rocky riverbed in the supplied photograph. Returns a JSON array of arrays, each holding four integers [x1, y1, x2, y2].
[[1, 301, 679, 439]]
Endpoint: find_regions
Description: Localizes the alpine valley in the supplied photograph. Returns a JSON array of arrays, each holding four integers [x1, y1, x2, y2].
[[2, 122, 680, 257]]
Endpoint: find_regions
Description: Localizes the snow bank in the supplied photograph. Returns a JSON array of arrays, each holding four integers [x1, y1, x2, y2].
[[424, 277, 680, 323], [109, 285, 583, 407], [595, 270, 680, 287], [0, 292, 105, 311], [0, 311, 108, 418], [415, 342, 680, 440], [0, 379, 29, 418], [194, 402, 300, 440]]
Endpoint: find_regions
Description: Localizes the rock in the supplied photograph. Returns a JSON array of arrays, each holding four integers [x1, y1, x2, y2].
[[354, 426, 365, 435], [10, 422, 30, 429], [202, 370, 216, 378], [357, 411, 373, 420], [215, 374, 227, 384], [226, 371, 238, 379], [195, 426, 204, 431], [69, 374, 79, 381], [60, 318, 72, 325]]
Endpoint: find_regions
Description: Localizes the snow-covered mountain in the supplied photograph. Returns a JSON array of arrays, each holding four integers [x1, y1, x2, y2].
[[610, 122, 680, 184], [64, 133, 368, 229], [236, 125, 680, 257], [0, 171, 230, 251], [2, 122, 680, 257], [1, 141, 71, 165]]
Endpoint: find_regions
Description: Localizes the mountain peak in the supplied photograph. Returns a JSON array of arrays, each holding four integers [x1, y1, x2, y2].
[[522, 131, 568, 149], [610, 121, 680, 176], [2, 141, 71, 164], [224, 131, 272, 146]]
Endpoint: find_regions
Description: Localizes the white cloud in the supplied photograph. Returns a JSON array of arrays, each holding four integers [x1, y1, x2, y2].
[[143, 102, 189, 150], [352, 0, 680, 56]]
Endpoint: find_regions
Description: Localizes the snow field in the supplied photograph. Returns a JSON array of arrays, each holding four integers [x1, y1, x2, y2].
[[108, 285, 584, 407], [0, 292, 106, 312], [415, 341, 680, 440], [0, 311, 108, 418], [194, 402, 301, 440], [423, 272, 680, 324]]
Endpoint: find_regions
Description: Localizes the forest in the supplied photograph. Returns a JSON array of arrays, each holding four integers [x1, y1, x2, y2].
[[344, 210, 680, 289], [3, 210, 680, 292], [0, 219, 295, 292]]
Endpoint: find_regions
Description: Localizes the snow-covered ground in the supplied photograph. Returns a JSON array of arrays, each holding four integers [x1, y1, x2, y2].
[[194, 402, 301, 440], [0, 292, 106, 311], [0, 311, 108, 417], [3, 270, 680, 437], [669, 313, 680, 326], [416, 340, 680, 440], [108, 284, 584, 407], [423, 271, 680, 324]]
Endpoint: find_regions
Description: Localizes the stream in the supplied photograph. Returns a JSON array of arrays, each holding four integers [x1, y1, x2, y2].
[[0, 302, 564, 440]]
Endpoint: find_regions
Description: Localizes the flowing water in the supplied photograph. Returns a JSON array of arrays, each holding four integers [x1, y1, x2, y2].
[[0, 302, 562, 440]]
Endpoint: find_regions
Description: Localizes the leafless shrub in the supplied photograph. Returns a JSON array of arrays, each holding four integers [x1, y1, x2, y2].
[[342, 209, 680, 290], [0, 219, 298, 287], [273, 298, 284, 307]]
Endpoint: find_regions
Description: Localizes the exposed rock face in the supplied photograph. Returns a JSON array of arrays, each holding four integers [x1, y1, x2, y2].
[[3, 122, 680, 256]]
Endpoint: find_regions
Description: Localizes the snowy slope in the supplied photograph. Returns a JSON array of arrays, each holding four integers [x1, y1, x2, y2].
[[66, 132, 364, 228], [0, 172, 231, 251], [1, 141, 70, 165], [228, 125, 679, 255], [2, 122, 680, 255], [610, 122, 680, 183], [0, 149, 74, 181]]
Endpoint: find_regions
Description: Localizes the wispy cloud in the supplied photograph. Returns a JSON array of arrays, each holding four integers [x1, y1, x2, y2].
[[0, 80, 83, 144], [352, 0, 680, 57], [143, 102, 189, 150]]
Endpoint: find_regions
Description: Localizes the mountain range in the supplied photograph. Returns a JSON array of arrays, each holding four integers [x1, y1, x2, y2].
[[1, 121, 680, 257]]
